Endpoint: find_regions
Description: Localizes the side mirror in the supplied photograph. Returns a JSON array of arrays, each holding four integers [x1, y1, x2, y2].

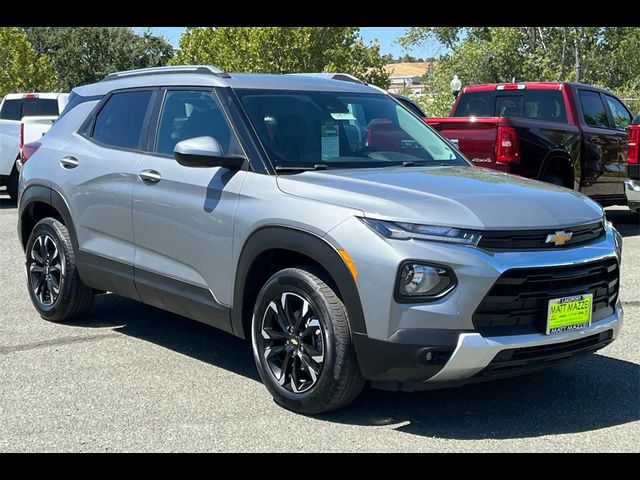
[[174, 136, 246, 169]]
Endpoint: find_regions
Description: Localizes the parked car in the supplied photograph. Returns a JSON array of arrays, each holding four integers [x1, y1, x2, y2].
[[0, 92, 69, 201], [426, 82, 635, 210], [18, 66, 623, 414], [625, 114, 640, 216]]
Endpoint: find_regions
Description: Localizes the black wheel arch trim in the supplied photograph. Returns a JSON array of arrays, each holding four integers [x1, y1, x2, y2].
[[537, 149, 574, 185], [231, 225, 367, 339], [19, 185, 79, 253]]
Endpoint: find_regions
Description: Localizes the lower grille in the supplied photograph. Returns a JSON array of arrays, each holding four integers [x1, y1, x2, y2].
[[473, 258, 619, 336], [476, 330, 614, 378]]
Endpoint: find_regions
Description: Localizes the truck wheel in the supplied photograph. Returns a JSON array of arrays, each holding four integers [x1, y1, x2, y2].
[[25, 217, 94, 322], [6, 166, 19, 203], [251, 267, 365, 414], [540, 173, 565, 187]]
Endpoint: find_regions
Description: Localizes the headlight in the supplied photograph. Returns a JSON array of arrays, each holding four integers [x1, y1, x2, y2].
[[395, 262, 456, 302], [361, 218, 482, 246]]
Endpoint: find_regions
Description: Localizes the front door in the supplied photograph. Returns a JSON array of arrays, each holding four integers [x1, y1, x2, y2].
[[132, 88, 247, 331]]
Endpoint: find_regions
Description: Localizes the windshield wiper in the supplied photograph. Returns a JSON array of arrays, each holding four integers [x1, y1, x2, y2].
[[275, 164, 329, 173]]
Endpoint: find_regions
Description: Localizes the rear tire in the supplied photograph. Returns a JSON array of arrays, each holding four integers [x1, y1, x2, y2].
[[25, 217, 94, 322], [251, 267, 365, 415]]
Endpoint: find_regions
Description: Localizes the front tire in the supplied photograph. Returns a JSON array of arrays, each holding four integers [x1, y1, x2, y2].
[[251, 267, 364, 414], [25, 217, 94, 322]]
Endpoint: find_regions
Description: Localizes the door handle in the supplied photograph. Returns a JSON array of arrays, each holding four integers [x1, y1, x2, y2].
[[139, 169, 162, 184], [60, 156, 79, 169]]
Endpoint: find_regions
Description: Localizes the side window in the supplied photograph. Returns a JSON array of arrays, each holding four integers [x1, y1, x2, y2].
[[0, 99, 23, 120], [154, 89, 240, 157], [579, 91, 609, 128], [92, 90, 153, 150], [604, 95, 632, 130]]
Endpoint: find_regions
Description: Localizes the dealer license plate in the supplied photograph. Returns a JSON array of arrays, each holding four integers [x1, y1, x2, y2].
[[546, 294, 593, 335]]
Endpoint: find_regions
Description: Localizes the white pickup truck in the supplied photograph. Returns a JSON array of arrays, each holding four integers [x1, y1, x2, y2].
[[0, 92, 69, 201]]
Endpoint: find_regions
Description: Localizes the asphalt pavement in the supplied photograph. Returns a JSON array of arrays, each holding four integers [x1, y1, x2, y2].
[[0, 189, 638, 452]]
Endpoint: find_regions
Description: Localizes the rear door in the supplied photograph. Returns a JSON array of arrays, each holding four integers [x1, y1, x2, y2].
[[56, 88, 156, 299], [577, 89, 624, 198], [602, 93, 633, 179]]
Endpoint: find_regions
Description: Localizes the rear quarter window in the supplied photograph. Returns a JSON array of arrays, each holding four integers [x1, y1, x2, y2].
[[0, 99, 23, 120]]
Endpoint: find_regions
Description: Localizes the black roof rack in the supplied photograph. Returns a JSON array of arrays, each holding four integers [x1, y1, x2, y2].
[[102, 65, 230, 82]]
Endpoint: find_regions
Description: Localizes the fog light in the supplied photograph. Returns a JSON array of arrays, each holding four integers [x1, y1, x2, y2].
[[396, 262, 456, 302]]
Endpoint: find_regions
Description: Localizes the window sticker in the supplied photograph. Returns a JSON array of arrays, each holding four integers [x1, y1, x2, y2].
[[321, 124, 339, 160]]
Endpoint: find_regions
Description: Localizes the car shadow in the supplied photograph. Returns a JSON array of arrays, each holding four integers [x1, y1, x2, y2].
[[605, 208, 639, 237], [79, 293, 260, 382], [74, 293, 639, 439]]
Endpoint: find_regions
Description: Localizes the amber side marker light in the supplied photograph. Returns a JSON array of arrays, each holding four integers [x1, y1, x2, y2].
[[337, 249, 358, 281]]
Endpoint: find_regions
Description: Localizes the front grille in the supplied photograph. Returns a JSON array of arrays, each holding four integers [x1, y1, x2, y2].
[[478, 221, 605, 251], [476, 330, 614, 378], [473, 258, 619, 336]]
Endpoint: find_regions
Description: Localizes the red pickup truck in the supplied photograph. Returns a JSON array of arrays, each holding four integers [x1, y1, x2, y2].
[[426, 82, 635, 208]]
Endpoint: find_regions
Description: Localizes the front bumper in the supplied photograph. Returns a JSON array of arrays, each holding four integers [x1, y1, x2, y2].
[[625, 178, 640, 212], [359, 305, 622, 391]]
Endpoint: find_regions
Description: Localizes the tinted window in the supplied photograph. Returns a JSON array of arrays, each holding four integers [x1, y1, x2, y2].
[[0, 99, 22, 120], [579, 91, 609, 128], [605, 95, 632, 130], [22, 99, 59, 117], [454, 92, 494, 117], [155, 90, 239, 157], [496, 91, 567, 123], [238, 90, 467, 168], [92, 90, 152, 150]]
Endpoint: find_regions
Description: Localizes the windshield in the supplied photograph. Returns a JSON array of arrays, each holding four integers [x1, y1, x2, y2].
[[236, 90, 469, 169]]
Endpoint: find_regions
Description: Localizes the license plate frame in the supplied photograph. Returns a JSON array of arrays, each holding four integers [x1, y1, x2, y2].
[[546, 293, 593, 335]]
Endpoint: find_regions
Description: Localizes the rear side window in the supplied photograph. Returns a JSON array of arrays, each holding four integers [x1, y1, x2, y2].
[[579, 91, 609, 128], [454, 92, 493, 117], [0, 100, 22, 120], [22, 99, 59, 117], [496, 90, 567, 123], [91, 90, 153, 150], [604, 95, 632, 130]]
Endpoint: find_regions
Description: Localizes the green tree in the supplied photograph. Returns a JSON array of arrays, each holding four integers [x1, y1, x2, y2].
[[172, 27, 389, 88], [401, 27, 640, 116], [0, 28, 60, 97], [24, 27, 174, 89]]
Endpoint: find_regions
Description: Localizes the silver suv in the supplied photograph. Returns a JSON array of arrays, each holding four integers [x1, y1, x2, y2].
[[18, 66, 623, 414]]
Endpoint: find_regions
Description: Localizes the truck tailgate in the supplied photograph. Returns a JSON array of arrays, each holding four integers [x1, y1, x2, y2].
[[426, 117, 500, 166]]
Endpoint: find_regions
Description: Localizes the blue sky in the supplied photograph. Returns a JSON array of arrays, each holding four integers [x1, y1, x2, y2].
[[133, 27, 445, 59]]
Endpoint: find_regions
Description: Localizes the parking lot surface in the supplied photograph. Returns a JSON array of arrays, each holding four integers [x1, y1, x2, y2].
[[0, 189, 638, 452]]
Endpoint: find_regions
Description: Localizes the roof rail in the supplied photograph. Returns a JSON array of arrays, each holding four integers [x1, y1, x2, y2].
[[288, 73, 366, 85], [102, 65, 230, 82]]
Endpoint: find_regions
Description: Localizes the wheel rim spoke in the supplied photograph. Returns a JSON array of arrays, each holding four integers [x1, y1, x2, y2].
[[28, 234, 63, 306], [260, 290, 325, 394]]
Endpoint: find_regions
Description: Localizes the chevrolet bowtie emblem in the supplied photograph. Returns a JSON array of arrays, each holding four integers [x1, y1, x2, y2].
[[546, 231, 573, 246]]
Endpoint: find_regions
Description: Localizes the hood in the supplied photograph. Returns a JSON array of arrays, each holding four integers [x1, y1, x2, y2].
[[276, 166, 604, 230]]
